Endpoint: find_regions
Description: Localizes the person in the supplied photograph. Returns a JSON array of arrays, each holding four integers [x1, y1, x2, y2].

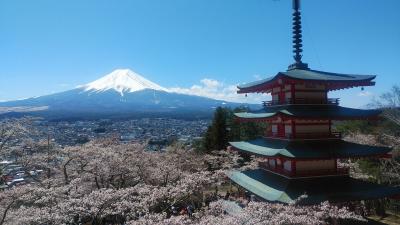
[[250, 194, 255, 202], [204, 194, 211, 207], [171, 205, 178, 216], [180, 207, 187, 215], [187, 204, 193, 217], [224, 191, 230, 200]]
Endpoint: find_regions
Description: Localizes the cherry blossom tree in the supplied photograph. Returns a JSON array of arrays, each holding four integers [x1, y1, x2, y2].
[[0, 137, 366, 225], [127, 200, 365, 225], [0, 117, 38, 157], [0, 139, 219, 224]]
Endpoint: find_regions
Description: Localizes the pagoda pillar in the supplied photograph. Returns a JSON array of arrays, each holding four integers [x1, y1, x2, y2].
[[324, 87, 328, 103], [291, 160, 296, 176], [291, 83, 295, 104], [329, 120, 332, 135], [334, 158, 338, 172], [291, 120, 296, 138]]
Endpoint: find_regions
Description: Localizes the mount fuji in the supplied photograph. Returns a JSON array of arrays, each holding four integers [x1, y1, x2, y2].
[[82, 69, 169, 95], [0, 69, 252, 119]]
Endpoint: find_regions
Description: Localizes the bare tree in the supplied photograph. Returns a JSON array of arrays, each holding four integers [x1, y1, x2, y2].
[[371, 85, 400, 126]]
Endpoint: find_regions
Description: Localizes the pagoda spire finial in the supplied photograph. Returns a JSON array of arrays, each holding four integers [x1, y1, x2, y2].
[[288, 0, 309, 70]]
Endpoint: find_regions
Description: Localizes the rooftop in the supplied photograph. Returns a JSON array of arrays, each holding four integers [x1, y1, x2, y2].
[[237, 69, 376, 93], [235, 105, 381, 121], [228, 169, 400, 204], [229, 138, 391, 159]]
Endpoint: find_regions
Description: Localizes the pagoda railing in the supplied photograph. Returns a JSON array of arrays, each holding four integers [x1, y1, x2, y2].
[[265, 131, 342, 140], [262, 98, 339, 107], [294, 167, 349, 178], [259, 163, 349, 178], [294, 131, 342, 139]]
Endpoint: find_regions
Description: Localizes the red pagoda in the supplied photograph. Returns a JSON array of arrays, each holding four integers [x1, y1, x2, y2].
[[228, 0, 400, 204]]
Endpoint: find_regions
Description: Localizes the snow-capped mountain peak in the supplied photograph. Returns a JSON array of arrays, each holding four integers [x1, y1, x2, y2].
[[83, 69, 168, 95]]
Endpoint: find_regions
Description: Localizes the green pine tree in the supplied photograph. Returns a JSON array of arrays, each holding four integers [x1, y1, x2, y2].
[[211, 107, 229, 150], [198, 106, 266, 153]]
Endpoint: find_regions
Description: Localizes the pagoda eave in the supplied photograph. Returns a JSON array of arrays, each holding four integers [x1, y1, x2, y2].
[[228, 169, 400, 204], [237, 71, 375, 94], [228, 138, 392, 159], [238, 80, 375, 94], [234, 107, 381, 122], [235, 114, 380, 123], [229, 145, 391, 160], [235, 116, 381, 123]]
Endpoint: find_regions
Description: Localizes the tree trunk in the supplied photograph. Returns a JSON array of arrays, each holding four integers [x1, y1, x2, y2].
[[0, 200, 15, 225]]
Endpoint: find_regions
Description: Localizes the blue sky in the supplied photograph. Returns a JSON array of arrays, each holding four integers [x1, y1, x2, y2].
[[0, 0, 399, 107]]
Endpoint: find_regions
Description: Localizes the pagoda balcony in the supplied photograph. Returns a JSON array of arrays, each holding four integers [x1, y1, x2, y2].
[[266, 131, 342, 140], [262, 98, 339, 107], [259, 163, 349, 178]]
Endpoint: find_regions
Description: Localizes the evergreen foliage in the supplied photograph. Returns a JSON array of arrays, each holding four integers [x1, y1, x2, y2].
[[228, 107, 266, 142], [199, 107, 229, 153], [199, 106, 266, 153]]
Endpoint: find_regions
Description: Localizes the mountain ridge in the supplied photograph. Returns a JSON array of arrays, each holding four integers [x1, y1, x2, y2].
[[0, 69, 256, 119]]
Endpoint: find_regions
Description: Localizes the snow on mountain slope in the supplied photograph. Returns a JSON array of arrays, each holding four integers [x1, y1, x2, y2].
[[0, 68, 257, 118], [83, 69, 169, 95]]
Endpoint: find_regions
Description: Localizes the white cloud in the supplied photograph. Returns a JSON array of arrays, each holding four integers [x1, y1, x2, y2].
[[357, 91, 373, 97], [169, 78, 268, 104], [200, 78, 221, 88]]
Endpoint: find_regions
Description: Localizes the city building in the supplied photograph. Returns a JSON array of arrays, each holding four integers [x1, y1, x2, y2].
[[227, 0, 400, 204]]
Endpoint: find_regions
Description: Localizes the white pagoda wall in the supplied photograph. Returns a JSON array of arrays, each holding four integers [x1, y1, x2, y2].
[[272, 94, 279, 101], [283, 160, 292, 171], [285, 92, 292, 100]]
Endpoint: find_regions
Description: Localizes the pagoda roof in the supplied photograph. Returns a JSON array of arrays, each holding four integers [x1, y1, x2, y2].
[[235, 105, 381, 121], [238, 69, 375, 93], [228, 169, 400, 204], [229, 138, 391, 159]]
